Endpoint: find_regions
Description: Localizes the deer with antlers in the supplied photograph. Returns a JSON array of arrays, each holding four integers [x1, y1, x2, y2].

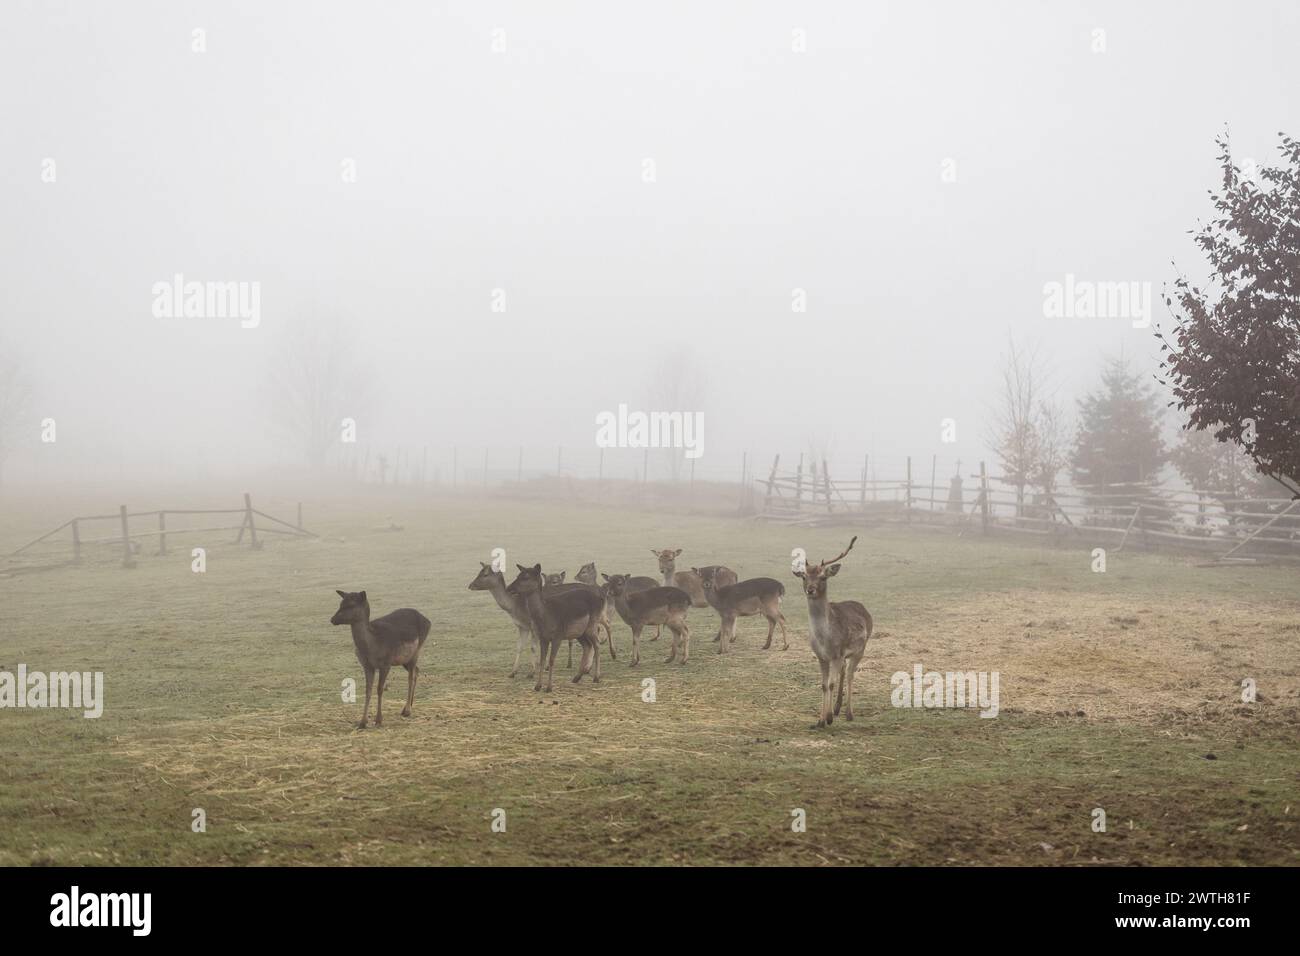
[[792, 536, 872, 729]]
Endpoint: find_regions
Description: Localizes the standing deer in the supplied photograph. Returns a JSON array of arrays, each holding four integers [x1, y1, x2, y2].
[[601, 574, 692, 665], [330, 590, 431, 729], [543, 569, 616, 664], [506, 564, 606, 691], [793, 536, 872, 728], [698, 568, 788, 654], [468, 563, 536, 678]]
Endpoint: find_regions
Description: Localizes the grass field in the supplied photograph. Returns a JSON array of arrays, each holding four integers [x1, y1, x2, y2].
[[1, 488, 1298, 866]]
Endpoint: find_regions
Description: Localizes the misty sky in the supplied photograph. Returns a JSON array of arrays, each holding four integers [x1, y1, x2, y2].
[[3, 0, 1297, 484]]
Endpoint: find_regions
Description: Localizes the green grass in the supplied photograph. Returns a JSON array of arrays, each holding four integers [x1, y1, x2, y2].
[[1, 490, 1297, 865]]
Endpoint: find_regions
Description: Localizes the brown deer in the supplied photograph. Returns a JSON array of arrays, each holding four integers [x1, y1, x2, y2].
[[793, 536, 872, 728], [543, 569, 616, 663], [468, 563, 536, 678], [506, 564, 606, 691], [697, 568, 788, 654], [601, 574, 692, 665], [330, 590, 431, 728]]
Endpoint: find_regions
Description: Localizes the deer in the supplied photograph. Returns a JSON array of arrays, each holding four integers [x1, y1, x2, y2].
[[506, 564, 606, 691], [468, 563, 536, 678], [543, 569, 616, 664], [793, 536, 872, 728], [697, 568, 788, 654], [601, 574, 692, 665], [651, 548, 738, 635], [330, 590, 431, 729]]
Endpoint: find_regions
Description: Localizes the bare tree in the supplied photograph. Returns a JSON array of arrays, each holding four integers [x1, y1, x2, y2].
[[0, 342, 31, 485], [1030, 398, 1069, 497], [267, 313, 373, 471], [987, 338, 1046, 513], [645, 345, 707, 481]]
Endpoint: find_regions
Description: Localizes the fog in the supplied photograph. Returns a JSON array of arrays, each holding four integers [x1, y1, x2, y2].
[[2, 0, 1297, 487]]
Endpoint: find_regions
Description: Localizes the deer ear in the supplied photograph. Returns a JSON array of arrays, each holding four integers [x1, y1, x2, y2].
[[532, 563, 542, 574], [557, 571, 566, 581], [673, 549, 682, 556], [826, 564, 841, 577], [792, 570, 805, 579], [516, 564, 527, 572], [601, 573, 610, 581], [336, 589, 347, 598], [358, 590, 368, 601]]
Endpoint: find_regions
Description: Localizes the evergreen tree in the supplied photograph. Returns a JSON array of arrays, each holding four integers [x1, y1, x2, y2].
[[1072, 357, 1167, 490]]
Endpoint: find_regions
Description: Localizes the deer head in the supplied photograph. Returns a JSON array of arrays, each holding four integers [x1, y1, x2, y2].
[[575, 561, 598, 584], [600, 572, 632, 597], [651, 548, 683, 576], [505, 563, 544, 597], [543, 570, 566, 587], [331, 589, 370, 625], [467, 562, 502, 591], [792, 536, 857, 599]]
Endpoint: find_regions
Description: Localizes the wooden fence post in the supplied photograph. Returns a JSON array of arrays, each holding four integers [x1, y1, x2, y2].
[[158, 511, 167, 555], [860, 455, 867, 509], [795, 454, 804, 511], [120, 505, 135, 568], [822, 458, 832, 513], [244, 493, 260, 549], [905, 456, 913, 522], [979, 461, 990, 534], [764, 454, 780, 512]]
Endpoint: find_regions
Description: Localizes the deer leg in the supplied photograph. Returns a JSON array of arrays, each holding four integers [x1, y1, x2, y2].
[[510, 626, 529, 678], [567, 638, 573, 669], [833, 660, 846, 716], [844, 655, 862, 720], [663, 619, 678, 664], [572, 633, 592, 683], [718, 616, 733, 655], [629, 624, 642, 666], [762, 614, 775, 650], [589, 626, 602, 683], [777, 611, 789, 650], [825, 659, 839, 726], [532, 638, 547, 692], [812, 658, 831, 729], [359, 666, 374, 729], [649, 624, 660, 642], [678, 619, 690, 665], [544, 638, 560, 693], [601, 617, 616, 660], [375, 664, 391, 726], [402, 663, 417, 717]]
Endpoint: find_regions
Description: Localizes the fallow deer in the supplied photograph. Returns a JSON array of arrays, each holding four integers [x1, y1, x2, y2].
[[601, 574, 692, 665], [651, 549, 738, 642], [330, 590, 431, 729], [506, 564, 606, 691], [468, 563, 536, 678], [543, 569, 616, 663], [697, 568, 788, 654], [793, 536, 872, 728]]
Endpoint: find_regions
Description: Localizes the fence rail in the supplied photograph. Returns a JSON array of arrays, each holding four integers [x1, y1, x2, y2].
[[753, 454, 1300, 560], [7, 494, 315, 569]]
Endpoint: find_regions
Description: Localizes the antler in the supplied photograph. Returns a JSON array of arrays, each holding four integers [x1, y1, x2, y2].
[[818, 535, 858, 568]]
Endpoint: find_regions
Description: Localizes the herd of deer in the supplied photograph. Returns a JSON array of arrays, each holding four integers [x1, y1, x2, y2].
[[329, 537, 871, 731]]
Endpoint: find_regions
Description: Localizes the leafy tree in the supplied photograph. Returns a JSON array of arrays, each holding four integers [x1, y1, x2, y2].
[[1157, 132, 1300, 498], [1072, 356, 1167, 490]]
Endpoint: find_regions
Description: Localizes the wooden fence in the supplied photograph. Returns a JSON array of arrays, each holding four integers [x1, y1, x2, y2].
[[7, 494, 315, 569], [754, 455, 1300, 560]]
